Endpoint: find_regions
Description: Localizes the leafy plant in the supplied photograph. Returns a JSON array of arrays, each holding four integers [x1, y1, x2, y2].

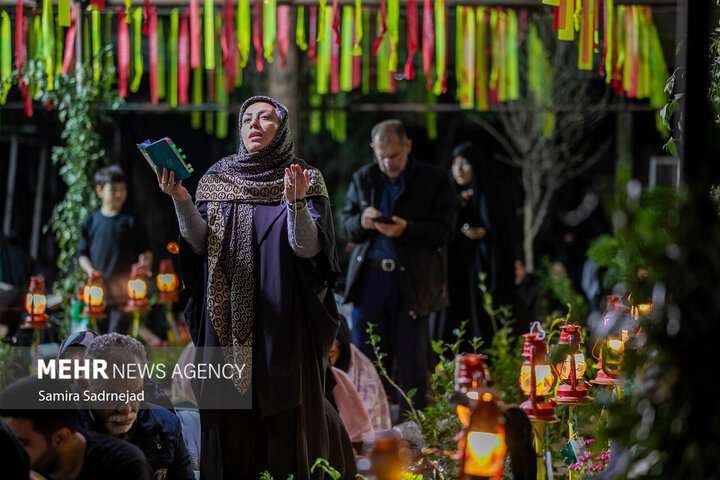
[[536, 257, 589, 323]]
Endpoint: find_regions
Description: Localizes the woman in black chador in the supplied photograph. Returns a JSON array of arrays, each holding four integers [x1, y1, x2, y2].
[[158, 96, 343, 479], [437, 142, 515, 345]]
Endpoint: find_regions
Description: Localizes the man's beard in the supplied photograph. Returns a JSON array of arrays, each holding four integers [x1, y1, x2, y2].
[[32, 442, 59, 474], [103, 411, 138, 436]]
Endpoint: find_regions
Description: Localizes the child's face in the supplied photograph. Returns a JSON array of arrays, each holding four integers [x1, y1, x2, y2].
[[97, 182, 127, 211]]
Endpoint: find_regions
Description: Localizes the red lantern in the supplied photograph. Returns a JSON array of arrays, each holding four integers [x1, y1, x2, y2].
[[126, 264, 150, 312], [456, 390, 507, 480], [22, 276, 49, 329], [592, 296, 631, 386], [156, 259, 179, 303], [455, 354, 490, 400], [519, 327, 558, 422], [554, 325, 591, 404]]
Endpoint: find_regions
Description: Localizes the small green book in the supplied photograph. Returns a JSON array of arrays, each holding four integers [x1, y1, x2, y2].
[[136, 137, 194, 181]]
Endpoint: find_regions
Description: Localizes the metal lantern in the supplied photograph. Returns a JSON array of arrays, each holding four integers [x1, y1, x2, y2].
[[126, 264, 150, 312], [592, 296, 631, 386], [156, 259, 179, 303], [519, 329, 558, 422], [455, 354, 490, 399], [22, 276, 49, 329], [457, 390, 507, 480], [554, 325, 591, 404], [82, 272, 106, 318]]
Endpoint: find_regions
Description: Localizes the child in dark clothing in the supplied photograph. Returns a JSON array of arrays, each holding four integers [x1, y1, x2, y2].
[[78, 165, 152, 334]]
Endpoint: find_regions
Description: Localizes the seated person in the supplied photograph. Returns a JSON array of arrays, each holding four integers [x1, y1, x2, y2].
[[330, 366, 373, 443], [0, 376, 152, 480], [330, 317, 392, 430], [78, 333, 194, 480]]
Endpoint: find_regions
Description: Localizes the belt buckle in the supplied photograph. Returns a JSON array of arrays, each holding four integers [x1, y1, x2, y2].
[[381, 259, 396, 272]]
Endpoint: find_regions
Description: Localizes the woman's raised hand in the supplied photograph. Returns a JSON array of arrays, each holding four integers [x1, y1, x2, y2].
[[284, 164, 310, 202], [157, 168, 190, 202]]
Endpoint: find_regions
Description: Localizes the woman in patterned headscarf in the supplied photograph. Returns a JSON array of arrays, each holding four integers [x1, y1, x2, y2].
[[158, 96, 342, 479]]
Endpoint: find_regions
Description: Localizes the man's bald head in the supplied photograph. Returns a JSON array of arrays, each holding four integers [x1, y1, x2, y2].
[[370, 119, 408, 145], [370, 120, 412, 180]]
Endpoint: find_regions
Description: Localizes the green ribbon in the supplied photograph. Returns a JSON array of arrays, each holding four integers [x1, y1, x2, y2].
[[191, 67, 203, 128], [59, 0, 71, 27], [461, 7, 475, 109], [488, 9, 498, 94], [263, 0, 277, 63], [170, 9, 179, 107], [30, 16, 41, 98], [376, 9, 389, 93], [83, 17, 90, 74], [215, 13, 228, 139], [475, 7, 488, 111], [131, 8, 143, 92], [316, 5, 332, 94], [238, 0, 250, 67], [507, 9, 518, 100], [125, 0, 132, 22], [56, 15, 64, 76], [605, 0, 614, 84], [42, 0, 56, 90], [387, 0, 399, 72], [340, 6, 354, 91], [296, 6, 308, 50], [353, 0, 362, 55], [92, 9, 102, 85], [527, 24, 555, 137], [433, 0, 446, 95], [317, 0, 328, 43], [649, 20, 668, 134], [104, 14, 115, 85], [638, 9, 650, 100], [0, 11, 10, 104], [157, 17, 166, 99], [455, 6, 463, 102], [204, 0, 215, 69], [362, 7, 370, 94], [425, 90, 437, 140]]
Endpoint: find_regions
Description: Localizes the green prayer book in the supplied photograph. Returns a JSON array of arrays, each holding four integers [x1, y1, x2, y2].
[[136, 137, 194, 181]]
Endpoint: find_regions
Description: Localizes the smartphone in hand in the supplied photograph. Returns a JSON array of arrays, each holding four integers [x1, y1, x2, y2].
[[372, 216, 395, 224]]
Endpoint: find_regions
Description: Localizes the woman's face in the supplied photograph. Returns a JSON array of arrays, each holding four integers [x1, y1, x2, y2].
[[452, 155, 473, 186], [240, 101, 281, 153]]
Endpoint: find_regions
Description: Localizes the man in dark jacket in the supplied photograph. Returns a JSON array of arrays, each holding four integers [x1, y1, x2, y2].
[[341, 119, 459, 411], [78, 333, 194, 480]]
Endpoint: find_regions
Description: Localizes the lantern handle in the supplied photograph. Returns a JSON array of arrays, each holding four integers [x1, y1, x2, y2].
[[529, 321, 546, 340]]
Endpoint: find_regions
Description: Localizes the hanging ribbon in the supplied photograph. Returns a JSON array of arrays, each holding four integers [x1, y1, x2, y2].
[[252, 0, 263, 71], [558, 0, 574, 41], [190, 0, 201, 68], [157, 16, 166, 99], [340, 5, 354, 91], [352, 8, 361, 88], [497, 9, 507, 102], [92, 8, 102, 85], [387, 0, 399, 71], [130, 8, 143, 92], [191, 66, 202, 127], [361, 7, 369, 93], [330, 7, 340, 93], [626, 6, 637, 97], [432, 0, 446, 95], [205, 0, 215, 69], [371, 0, 387, 56], [62, 9, 76, 74], [17, 0, 32, 116], [223, 0, 236, 90], [237, 0, 250, 67], [638, 7, 651, 100], [104, 13, 115, 75], [83, 17, 90, 74], [215, 12, 228, 139], [422, 0, 434, 90], [0, 12, 10, 105], [149, 7, 158, 104], [578, 0, 593, 70], [317, 0, 328, 44], [404, 0, 418, 79], [118, 9, 129, 97], [142, 0, 151, 34], [376, 9, 390, 93], [455, 6, 463, 101], [55, 15, 63, 75], [507, 9, 519, 100], [332, 0, 340, 46], [263, 0, 276, 63], [59, 0, 71, 27], [278, 6, 289, 66], [125, 0, 132, 22], [308, 7, 318, 64], [648, 15, 667, 133], [475, 7, 488, 111], [488, 9, 498, 103], [179, 11, 190, 103], [42, 0, 55, 91], [600, 0, 613, 82], [297, 7, 308, 50], [460, 7, 475, 109], [317, 5, 332, 94], [352, 0, 362, 55], [169, 9, 179, 107]]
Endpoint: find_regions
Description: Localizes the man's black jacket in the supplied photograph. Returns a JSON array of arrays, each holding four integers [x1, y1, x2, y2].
[[341, 157, 459, 317]]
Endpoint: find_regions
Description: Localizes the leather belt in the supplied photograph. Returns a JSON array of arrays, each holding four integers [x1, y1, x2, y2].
[[367, 259, 397, 272]]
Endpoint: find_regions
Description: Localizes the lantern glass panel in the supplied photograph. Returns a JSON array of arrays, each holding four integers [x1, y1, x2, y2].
[[127, 279, 147, 299], [464, 431, 506, 477], [85, 285, 104, 306], [556, 353, 587, 379], [157, 273, 179, 293], [25, 294, 47, 315], [519, 364, 555, 395]]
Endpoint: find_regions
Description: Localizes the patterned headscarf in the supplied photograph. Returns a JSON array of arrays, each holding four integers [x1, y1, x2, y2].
[[195, 95, 328, 396]]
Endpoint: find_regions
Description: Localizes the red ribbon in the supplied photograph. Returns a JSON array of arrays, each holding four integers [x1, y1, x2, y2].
[[308, 6, 318, 65], [90, 0, 105, 13], [553, 5, 559, 30], [179, 11, 190, 103], [252, 0, 263, 71], [143, 0, 151, 34], [222, 0, 236, 91], [16, 1, 32, 116], [149, 7, 158, 104], [62, 8, 76, 74], [422, 0, 434, 90], [404, 0, 418, 79], [332, 0, 340, 46], [118, 8, 130, 98], [278, 6, 290, 67], [190, 0, 200, 68], [331, 7, 340, 93], [372, 0, 388, 56]]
